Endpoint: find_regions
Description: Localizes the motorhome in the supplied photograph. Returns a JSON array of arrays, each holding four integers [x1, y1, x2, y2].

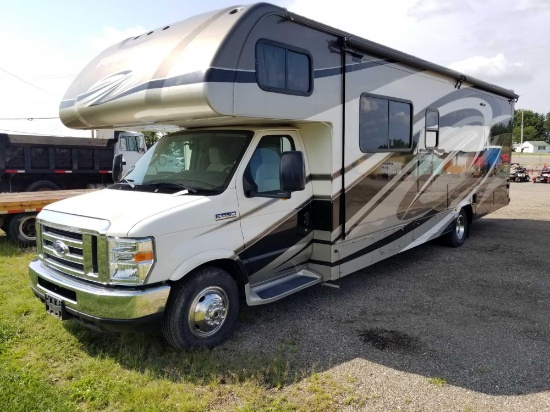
[[29, 3, 517, 349]]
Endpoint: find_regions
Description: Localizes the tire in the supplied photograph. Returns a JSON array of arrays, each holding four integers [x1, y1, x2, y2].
[[26, 180, 61, 192], [444, 209, 468, 248], [162, 267, 239, 349], [6, 213, 37, 246]]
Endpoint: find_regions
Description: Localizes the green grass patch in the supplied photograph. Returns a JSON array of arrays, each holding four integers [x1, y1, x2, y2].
[[0, 239, 378, 411], [427, 376, 448, 386]]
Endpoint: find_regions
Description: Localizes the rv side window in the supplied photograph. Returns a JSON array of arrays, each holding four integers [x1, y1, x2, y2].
[[256, 40, 313, 96], [359, 94, 412, 152], [244, 135, 295, 196], [425, 108, 439, 149]]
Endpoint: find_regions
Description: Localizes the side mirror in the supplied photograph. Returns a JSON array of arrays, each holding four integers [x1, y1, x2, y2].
[[112, 154, 124, 182], [281, 151, 306, 192]]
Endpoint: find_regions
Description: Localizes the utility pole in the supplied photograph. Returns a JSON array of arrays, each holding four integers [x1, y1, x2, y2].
[[520, 110, 524, 152]]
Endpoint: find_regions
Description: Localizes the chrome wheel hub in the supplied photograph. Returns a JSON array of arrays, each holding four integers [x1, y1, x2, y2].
[[188, 286, 228, 338], [455, 214, 466, 240]]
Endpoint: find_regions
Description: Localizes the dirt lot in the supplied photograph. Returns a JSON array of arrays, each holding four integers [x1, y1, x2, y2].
[[1, 183, 547, 411], [224, 182, 550, 411]]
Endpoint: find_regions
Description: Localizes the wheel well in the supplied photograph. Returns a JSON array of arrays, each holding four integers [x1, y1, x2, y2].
[[463, 204, 473, 224], [184, 259, 248, 296]]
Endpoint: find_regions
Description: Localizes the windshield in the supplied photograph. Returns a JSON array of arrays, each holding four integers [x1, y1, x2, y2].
[[115, 130, 252, 194]]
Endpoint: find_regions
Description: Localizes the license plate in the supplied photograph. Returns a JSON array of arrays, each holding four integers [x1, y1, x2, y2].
[[45, 294, 68, 320]]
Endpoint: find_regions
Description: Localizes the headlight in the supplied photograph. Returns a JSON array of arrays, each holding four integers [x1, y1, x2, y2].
[[108, 237, 155, 285]]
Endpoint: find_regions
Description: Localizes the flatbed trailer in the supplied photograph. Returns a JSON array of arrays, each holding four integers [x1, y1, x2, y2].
[[0, 189, 96, 245]]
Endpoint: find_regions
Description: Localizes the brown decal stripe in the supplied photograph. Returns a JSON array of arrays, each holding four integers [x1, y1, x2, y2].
[[270, 238, 314, 272], [239, 199, 312, 275], [310, 208, 442, 268], [338, 208, 440, 266]]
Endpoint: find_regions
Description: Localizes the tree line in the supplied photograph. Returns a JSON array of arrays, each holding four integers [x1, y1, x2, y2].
[[513, 110, 550, 144]]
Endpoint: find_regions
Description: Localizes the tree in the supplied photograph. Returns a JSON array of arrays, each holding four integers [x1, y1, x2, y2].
[[513, 125, 537, 144], [142, 131, 161, 148], [513, 110, 546, 143]]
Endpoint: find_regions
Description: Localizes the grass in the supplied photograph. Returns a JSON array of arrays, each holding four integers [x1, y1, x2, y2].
[[0, 237, 377, 411], [427, 376, 448, 386]]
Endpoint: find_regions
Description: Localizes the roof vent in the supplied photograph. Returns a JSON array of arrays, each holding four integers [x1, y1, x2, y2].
[[147, 30, 154, 36], [162, 26, 171, 30], [229, 8, 242, 15]]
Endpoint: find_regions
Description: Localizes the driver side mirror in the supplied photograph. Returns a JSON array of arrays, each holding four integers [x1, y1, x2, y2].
[[112, 154, 124, 182], [281, 151, 306, 192]]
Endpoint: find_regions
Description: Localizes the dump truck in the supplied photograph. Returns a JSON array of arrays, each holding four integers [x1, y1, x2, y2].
[[0, 131, 146, 192]]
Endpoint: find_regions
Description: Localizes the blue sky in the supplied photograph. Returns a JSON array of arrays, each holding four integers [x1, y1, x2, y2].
[[0, 0, 548, 136]]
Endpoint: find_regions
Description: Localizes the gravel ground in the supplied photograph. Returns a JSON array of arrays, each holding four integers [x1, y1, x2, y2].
[[222, 182, 550, 411]]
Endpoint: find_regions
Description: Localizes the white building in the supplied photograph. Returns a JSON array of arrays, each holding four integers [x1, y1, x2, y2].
[[519, 141, 550, 153]]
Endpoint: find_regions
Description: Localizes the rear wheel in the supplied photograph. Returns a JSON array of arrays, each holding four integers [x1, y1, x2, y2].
[[162, 266, 239, 349], [26, 180, 61, 192], [445, 209, 468, 248], [6, 213, 37, 246]]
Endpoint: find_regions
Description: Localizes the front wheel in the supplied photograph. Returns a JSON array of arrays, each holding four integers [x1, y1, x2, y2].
[[444, 209, 468, 248], [162, 266, 239, 349]]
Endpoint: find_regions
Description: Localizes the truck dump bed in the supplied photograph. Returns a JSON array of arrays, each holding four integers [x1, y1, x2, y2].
[[0, 133, 115, 173]]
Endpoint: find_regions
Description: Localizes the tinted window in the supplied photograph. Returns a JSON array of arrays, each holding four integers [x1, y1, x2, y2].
[[389, 101, 411, 149], [257, 44, 286, 89], [425, 109, 439, 148], [256, 40, 312, 95], [360, 94, 412, 152], [287, 51, 310, 92]]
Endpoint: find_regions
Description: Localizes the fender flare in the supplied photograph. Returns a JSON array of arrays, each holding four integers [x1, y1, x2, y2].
[[168, 248, 246, 283]]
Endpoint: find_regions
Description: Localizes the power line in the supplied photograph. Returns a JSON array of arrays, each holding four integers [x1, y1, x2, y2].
[[0, 66, 56, 95], [0, 117, 60, 120]]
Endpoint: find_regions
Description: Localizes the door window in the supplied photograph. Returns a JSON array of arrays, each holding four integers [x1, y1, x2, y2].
[[244, 135, 295, 196]]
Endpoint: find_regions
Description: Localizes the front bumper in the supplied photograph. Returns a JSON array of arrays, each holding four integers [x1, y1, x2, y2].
[[29, 259, 171, 331]]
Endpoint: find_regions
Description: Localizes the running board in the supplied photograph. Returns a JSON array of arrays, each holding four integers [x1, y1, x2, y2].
[[245, 269, 322, 306]]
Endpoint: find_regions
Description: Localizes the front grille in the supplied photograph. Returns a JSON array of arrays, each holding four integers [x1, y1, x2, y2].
[[40, 223, 107, 283]]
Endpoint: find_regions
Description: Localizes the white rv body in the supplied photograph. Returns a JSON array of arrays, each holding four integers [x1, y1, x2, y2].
[[29, 3, 516, 348]]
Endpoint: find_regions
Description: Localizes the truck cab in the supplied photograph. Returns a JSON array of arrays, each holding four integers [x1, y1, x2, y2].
[[30, 126, 312, 348]]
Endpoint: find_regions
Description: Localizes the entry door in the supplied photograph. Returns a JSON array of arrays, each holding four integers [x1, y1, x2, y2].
[[236, 131, 313, 286]]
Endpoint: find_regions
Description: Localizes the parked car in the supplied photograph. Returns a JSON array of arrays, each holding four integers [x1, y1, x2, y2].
[[533, 168, 550, 183], [510, 166, 529, 182]]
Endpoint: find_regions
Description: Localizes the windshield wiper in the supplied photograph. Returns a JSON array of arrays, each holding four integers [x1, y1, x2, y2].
[[145, 181, 198, 193]]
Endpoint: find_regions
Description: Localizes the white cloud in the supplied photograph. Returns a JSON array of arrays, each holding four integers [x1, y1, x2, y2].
[[89, 26, 146, 51], [448, 54, 533, 85], [408, 0, 474, 20], [288, 0, 418, 49], [516, 0, 550, 11]]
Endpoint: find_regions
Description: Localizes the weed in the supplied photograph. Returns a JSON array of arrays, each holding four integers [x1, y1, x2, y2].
[[428, 376, 448, 386]]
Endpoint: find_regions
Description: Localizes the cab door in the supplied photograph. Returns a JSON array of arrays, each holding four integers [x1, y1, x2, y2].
[[118, 134, 145, 175], [236, 130, 313, 286]]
